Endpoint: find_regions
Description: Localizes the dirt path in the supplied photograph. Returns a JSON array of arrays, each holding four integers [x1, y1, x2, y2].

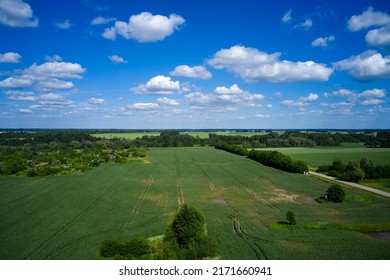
[[309, 171, 390, 199]]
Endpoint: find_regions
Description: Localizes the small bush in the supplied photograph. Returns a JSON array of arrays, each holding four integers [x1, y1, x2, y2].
[[99, 239, 122, 257], [122, 237, 150, 257], [286, 210, 296, 225], [326, 184, 345, 203]]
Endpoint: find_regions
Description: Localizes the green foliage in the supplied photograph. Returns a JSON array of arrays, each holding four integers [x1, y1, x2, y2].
[[342, 161, 365, 183], [326, 184, 346, 203], [247, 149, 309, 173], [169, 204, 205, 248], [99, 239, 123, 257], [99, 237, 150, 259], [286, 210, 297, 225]]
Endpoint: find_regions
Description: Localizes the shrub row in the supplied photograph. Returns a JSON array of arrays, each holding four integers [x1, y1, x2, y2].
[[248, 149, 309, 173], [215, 142, 308, 173]]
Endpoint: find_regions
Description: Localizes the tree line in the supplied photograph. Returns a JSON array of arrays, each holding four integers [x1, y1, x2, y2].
[[317, 158, 390, 183], [215, 142, 308, 173]]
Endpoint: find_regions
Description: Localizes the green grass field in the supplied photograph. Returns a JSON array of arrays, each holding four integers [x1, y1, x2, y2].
[[258, 143, 390, 167], [1, 147, 389, 260]]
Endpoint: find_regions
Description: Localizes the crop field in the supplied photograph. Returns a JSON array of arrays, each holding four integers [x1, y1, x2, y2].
[[258, 143, 390, 168], [0, 147, 389, 260]]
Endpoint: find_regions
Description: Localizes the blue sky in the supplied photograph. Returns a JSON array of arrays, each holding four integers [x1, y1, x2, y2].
[[0, 0, 389, 129]]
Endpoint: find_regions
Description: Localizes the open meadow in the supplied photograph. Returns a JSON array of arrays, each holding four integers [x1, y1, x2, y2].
[[0, 147, 389, 260], [257, 143, 390, 167]]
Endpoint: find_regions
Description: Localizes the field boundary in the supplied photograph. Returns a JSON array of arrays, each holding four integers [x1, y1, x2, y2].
[[309, 171, 390, 198]]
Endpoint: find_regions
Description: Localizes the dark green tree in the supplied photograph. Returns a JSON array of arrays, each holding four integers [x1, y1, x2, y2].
[[342, 161, 365, 183], [169, 204, 205, 248], [326, 184, 346, 203], [286, 210, 297, 225]]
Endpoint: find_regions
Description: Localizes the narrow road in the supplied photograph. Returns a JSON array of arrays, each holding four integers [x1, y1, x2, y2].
[[309, 171, 390, 199]]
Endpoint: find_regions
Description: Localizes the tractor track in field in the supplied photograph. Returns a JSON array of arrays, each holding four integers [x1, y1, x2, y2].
[[200, 167, 229, 207], [230, 173, 282, 213], [121, 166, 159, 231], [24, 166, 133, 260], [176, 165, 185, 208], [232, 218, 269, 260]]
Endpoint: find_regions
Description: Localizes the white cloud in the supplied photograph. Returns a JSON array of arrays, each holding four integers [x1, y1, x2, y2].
[[23, 62, 86, 79], [281, 93, 319, 107], [91, 16, 116, 25], [170, 65, 212, 79], [281, 9, 293, 23], [4, 90, 37, 101], [39, 78, 74, 90], [0, 52, 21, 63], [347, 7, 390, 31], [19, 108, 32, 113], [350, 89, 387, 106], [157, 97, 180, 106], [311, 35, 335, 47], [334, 50, 390, 80], [214, 84, 244, 95], [128, 102, 160, 110], [208, 45, 333, 83], [365, 24, 390, 48], [330, 89, 355, 98], [103, 12, 185, 42], [132, 75, 181, 94], [0, 0, 38, 27], [256, 114, 271, 118], [295, 19, 312, 30], [39, 93, 74, 106], [55, 19, 72, 29], [185, 86, 265, 111], [108, 55, 127, 64], [0, 77, 33, 88], [45, 55, 63, 62], [300, 93, 319, 102], [88, 97, 106, 105]]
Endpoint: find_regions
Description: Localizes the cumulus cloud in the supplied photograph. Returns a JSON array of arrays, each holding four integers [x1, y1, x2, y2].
[[214, 84, 244, 95], [0, 77, 33, 88], [208, 45, 333, 83], [334, 50, 390, 80], [128, 102, 160, 110], [88, 97, 106, 105], [108, 55, 127, 64], [281, 93, 319, 107], [4, 90, 37, 101], [91, 16, 116, 25], [311, 35, 335, 47], [0, 52, 21, 63], [295, 19, 313, 30], [0, 0, 38, 27], [19, 108, 32, 113], [170, 65, 212, 79], [132, 75, 181, 94], [327, 88, 387, 107], [103, 12, 185, 42], [23, 61, 86, 79], [185, 85, 264, 111], [281, 9, 293, 23], [365, 24, 390, 48], [39, 93, 73, 106], [347, 7, 390, 31], [45, 55, 63, 62], [157, 97, 180, 106], [55, 19, 72, 29], [39, 78, 74, 90]]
